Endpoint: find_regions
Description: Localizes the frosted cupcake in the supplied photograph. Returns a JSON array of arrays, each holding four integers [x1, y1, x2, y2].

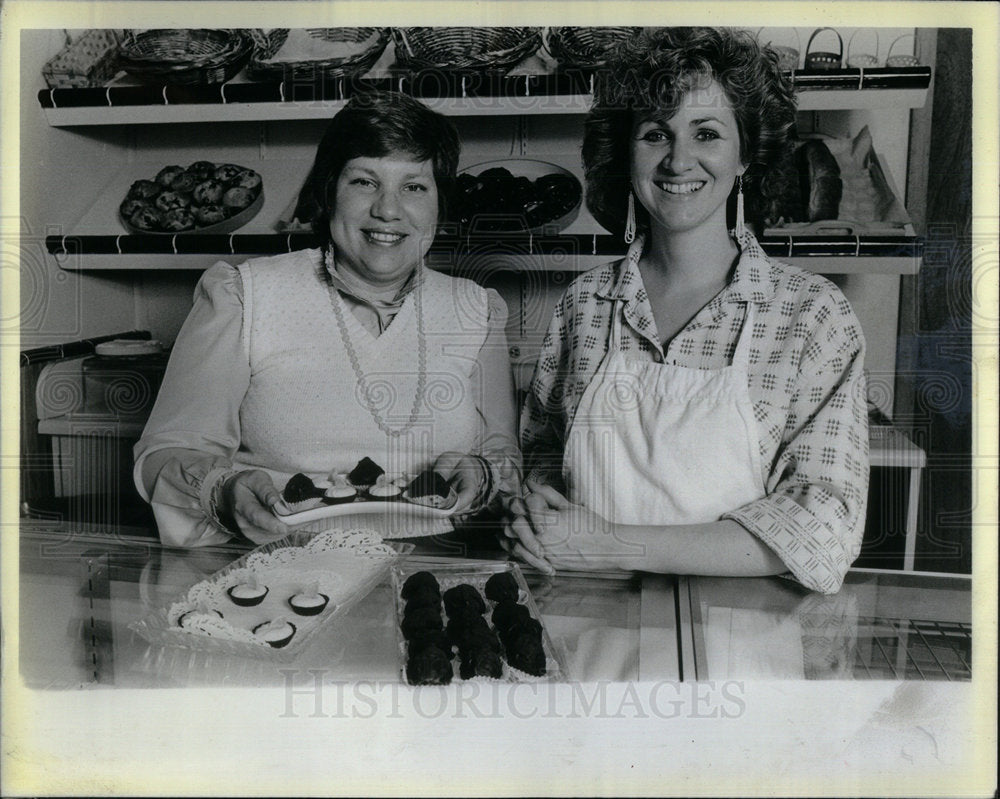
[[365, 474, 402, 502], [227, 574, 269, 607], [288, 580, 330, 617], [323, 474, 358, 505]]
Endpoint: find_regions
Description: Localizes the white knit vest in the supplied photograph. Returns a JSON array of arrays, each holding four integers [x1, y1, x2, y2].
[[234, 249, 489, 484]]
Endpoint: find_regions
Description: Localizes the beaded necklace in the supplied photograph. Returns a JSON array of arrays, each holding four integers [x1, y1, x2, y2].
[[324, 250, 427, 438]]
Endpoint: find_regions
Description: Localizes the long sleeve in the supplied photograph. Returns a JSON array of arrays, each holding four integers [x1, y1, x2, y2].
[[520, 282, 579, 492], [723, 293, 869, 594], [472, 288, 523, 503], [133, 261, 251, 547]]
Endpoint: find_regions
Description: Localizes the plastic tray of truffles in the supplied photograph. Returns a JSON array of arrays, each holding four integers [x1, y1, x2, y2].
[[130, 528, 412, 662], [391, 560, 565, 685]]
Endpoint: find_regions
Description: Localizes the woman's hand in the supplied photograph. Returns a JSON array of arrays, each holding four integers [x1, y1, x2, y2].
[[524, 481, 646, 572], [219, 470, 290, 545], [501, 494, 556, 576], [431, 451, 490, 515]]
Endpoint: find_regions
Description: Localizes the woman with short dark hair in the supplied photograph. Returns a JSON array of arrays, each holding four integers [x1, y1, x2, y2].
[[136, 91, 520, 547], [509, 28, 868, 594]]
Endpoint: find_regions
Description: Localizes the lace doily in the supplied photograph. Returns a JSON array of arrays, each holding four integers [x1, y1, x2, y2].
[[164, 528, 397, 649]]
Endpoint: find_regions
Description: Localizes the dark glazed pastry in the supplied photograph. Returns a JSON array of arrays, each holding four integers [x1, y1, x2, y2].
[[231, 169, 263, 191], [405, 646, 453, 685], [484, 571, 520, 604], [169, 171, 199, 195], [459, 646, 503, 679], [443, 584, 486, 616], [491, 600, 531, 633], [400, 606, 443, 640], [401, 571, 440, 600], [192, 179, 225, 206], [119, 198, 149, 220], [348, 457, 385, 487], [213, 163, 244, 183], [193, 204, 227, 225], [404, 469, 452, 506], [161, 208, 196, 232], [155, 165, 185, 186], [282, 473, 322, 504], [222, 186, 254, 211], [129, 206, 162, 231], [127, 179, 161, 200], [187, 160, 216, 180]]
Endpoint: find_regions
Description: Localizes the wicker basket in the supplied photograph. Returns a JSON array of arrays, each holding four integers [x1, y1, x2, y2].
[[246, 28, 390, 81], [846, 29, 880, 68], [42, 29, 122, 88], [544, 27, 640, 70], [392, 27, 542, 73], [118, 28, 251, 85], [758, 28, 800, 72], [886, 34, 920, 68], [804, 27, 843, 71]]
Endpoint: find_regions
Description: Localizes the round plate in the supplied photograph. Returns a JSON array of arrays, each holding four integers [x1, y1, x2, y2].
[[457, 158, 582, 234], [273, 499, 455, 526], [120, 190, 264, 235]]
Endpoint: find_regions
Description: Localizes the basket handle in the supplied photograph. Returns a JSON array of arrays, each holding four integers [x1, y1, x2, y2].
[[757, 26, 802, 50], [847, 29, 879, 60], [887, 32, 915, 59], [806, 27, 843, 58]]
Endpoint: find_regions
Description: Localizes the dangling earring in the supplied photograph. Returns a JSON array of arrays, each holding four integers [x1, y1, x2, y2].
[[735, 174, 746, 238], [624, 191, 636, 244]]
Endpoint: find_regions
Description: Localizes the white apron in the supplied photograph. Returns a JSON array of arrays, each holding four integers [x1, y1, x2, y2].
[[563, 293, 766, 526]]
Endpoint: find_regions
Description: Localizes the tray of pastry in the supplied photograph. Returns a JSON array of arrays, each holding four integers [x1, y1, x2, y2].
[[761, 126, 912, 237], [391, 560, 565, 685], [130, 528, 412, 661], [272, 457, 460, 527]]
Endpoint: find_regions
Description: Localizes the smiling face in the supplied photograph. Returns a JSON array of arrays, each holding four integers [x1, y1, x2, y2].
[[328, 155, 439, 288], [630, 80, 746, 240]]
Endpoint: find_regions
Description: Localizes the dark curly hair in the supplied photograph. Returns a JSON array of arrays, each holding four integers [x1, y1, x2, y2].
[[302, 90, 461, 250], [582, 27, 797, 238]]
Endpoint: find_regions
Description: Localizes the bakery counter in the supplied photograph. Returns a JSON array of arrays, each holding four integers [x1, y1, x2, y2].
[[17, 524, 973, 689], [16, 525, 674, 689], [679, 570, 972, 681]]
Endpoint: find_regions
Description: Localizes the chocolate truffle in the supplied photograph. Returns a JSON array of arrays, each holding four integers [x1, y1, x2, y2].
[[405, 646, 453, 685], [491, 601, 531, 633], [459, 646, 503, 679], [484, 571, 520, 604], [443, 584, 486, 616], [400, 606, 443, 640], [401, 571, 440, 600]]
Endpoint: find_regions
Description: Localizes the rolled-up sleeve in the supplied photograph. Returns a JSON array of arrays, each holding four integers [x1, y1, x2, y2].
[[133, 261, 250, 547], [724, 297, 869, 594]]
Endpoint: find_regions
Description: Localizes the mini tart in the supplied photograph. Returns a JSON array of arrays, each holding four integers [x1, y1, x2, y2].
[[323, 479, 358, 505], [252, 619, 297, 649], [365, 475, 402, 502], [177, 606, 223, 628], [288, 591, 330, 616], [227, 582, 269, 607]]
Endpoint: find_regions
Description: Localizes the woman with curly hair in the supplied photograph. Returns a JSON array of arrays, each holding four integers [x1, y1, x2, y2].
[[508, 28, 869, 594]]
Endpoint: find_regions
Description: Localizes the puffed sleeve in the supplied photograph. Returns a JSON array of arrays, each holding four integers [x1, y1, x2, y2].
[[133, 261, 250, 547], [472, 288, 523, 504], [723, 291, 869, 594], [520, 285, 574, 491]]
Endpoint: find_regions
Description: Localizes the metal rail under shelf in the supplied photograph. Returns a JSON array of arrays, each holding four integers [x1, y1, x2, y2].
[[46, 232, 924, 275], [37, 67, 932, 126]]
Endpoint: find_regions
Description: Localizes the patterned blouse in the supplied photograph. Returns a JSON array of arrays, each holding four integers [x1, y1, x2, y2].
[[521, 231, 869, 594]]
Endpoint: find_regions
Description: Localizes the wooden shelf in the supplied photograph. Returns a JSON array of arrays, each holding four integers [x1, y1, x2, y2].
[[37, 67, 932, 127]]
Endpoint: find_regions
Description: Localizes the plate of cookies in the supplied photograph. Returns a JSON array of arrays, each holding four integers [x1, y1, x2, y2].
[[272, 457, 460, 527], [119, 161, 264, 234]]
